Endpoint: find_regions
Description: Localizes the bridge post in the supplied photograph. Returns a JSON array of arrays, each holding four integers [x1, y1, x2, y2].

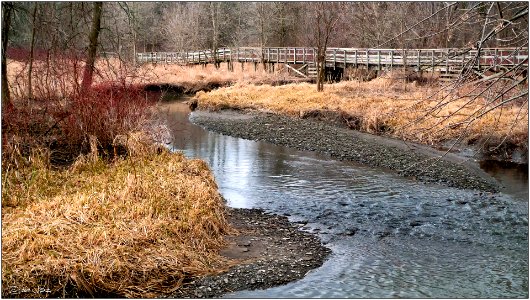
[[377, 50, 381, 71], [445, 50, 449, 74], [494, 48, 498, 72], [333, 49, 337, 70], [303, 48, 306, 64], [366, 50, 369, 69], [354, 50, 357, 68], [431, 50, 435, 72], [477, 49, 481, 70], [417, 50, 421, 72], [344, 50, 347, 69], [390, 51, 393, 70]]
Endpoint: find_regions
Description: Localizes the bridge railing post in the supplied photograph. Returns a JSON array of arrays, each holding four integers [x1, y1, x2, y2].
[[477, 49, 481, 71], [493, 48, 499, 72], [417, 50, 421, 72], [377, 50, 381, 71], [431, 50, 435, 72], [333, 49, 337, 70]]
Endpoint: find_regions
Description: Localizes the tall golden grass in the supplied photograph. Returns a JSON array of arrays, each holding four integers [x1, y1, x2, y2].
[[136, 62, 301, 92], [194, 76, 528, 150], [7, 58, 299, 102], [2, 133, 233, 298], [6, 58, 147, 101]]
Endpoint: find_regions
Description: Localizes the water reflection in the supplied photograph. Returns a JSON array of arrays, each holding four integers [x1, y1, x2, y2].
[[161, 100, 528, 298], [480, 160, 529, 201]]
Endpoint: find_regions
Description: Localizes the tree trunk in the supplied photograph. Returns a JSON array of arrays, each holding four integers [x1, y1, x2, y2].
[[210, 3, 220, 69], [81, 2, 103, 92], [316, 52, 325, 91], [28, 3, 38, 101], [313, 3, 340, 92], [2, 2, 13, 108]]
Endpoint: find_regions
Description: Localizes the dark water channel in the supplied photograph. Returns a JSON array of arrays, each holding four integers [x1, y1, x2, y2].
[[162, 100, 528, 298]]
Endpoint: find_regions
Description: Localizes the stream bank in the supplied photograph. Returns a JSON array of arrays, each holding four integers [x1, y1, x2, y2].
[[190, 109, 500, 192], [169, 208, 331, 298], [160, 100, 527, 298]]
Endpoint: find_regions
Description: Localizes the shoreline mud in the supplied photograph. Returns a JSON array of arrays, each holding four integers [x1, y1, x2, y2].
[[169, 208, 331, 298]]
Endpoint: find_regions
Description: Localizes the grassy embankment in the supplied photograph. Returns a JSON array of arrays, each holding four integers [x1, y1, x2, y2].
[[137, 62, 308, 94], [2, 57, 239, 297], [195, 73, 528, 157]]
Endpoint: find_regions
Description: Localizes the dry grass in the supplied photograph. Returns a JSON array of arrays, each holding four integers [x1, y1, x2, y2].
[[6, 58, 147, 101], [194, 75, 528, 151], [1, 133, 233, 298], [2, 57, 243, 298], [136, 62, 303, 92], [7, 58, 302, 103], [4, 58, 161, 163]]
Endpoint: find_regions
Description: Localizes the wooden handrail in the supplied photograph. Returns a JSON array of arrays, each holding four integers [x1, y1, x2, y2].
[[136, 47, 529, 71]]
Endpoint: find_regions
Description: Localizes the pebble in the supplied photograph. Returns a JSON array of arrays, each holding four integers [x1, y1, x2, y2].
[[170, 208, 331, 298], [192, 112, 499, 192]]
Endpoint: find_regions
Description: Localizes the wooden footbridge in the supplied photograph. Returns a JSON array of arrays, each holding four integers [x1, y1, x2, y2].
[[136, 47, 528, 80]]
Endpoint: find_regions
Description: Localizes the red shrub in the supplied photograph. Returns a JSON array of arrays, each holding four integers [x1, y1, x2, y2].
[[60, 83, 154, 150]]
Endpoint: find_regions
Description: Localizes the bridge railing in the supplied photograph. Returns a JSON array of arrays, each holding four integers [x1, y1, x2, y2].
[[322, 48, 528, 70], [136, 47, 528, 71]]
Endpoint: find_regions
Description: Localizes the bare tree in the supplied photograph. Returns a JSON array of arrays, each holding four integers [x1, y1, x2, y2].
[[2, 2, 14, 107], [209, 2, 221, 68], [389, 2, 528, 159], [27, 2, 38, 101], [311, 2, 341, 92], [81, 2, 103, 91]]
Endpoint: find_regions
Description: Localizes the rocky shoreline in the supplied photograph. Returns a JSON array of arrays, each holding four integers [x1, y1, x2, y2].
[[190, 109, 500, 192], [163, 105, 504, 298], [169, 208, 331, 298]]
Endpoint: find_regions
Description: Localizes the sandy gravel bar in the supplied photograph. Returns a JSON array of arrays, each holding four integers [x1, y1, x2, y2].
[[169, 208, 331, 298], [191, 109, 499, 192]]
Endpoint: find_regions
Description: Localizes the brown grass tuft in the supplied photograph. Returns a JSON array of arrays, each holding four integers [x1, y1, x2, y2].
[[2, 134, 233, 298], [136, 62, 303, 93], [194, 75, 528, 152]]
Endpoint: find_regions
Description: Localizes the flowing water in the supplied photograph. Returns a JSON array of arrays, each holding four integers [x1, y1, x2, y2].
[[162, 100, 528, 298]]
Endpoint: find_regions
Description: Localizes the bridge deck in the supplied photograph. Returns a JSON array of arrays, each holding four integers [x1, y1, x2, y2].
[[136, 47, 528, 73]]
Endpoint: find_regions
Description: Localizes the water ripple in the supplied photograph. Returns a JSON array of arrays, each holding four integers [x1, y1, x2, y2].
[[164, 102, 528, 298]]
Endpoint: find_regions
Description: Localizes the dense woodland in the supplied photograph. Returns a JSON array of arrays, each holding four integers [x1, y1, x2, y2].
[[3, 1, 528, 63]]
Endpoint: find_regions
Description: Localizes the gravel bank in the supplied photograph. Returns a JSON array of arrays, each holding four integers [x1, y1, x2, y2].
[[170, 208, 331, 298], [191, 109, 499, 192]]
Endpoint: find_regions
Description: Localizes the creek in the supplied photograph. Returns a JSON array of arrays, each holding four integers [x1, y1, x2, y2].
[[162, 100, 528, 298]]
